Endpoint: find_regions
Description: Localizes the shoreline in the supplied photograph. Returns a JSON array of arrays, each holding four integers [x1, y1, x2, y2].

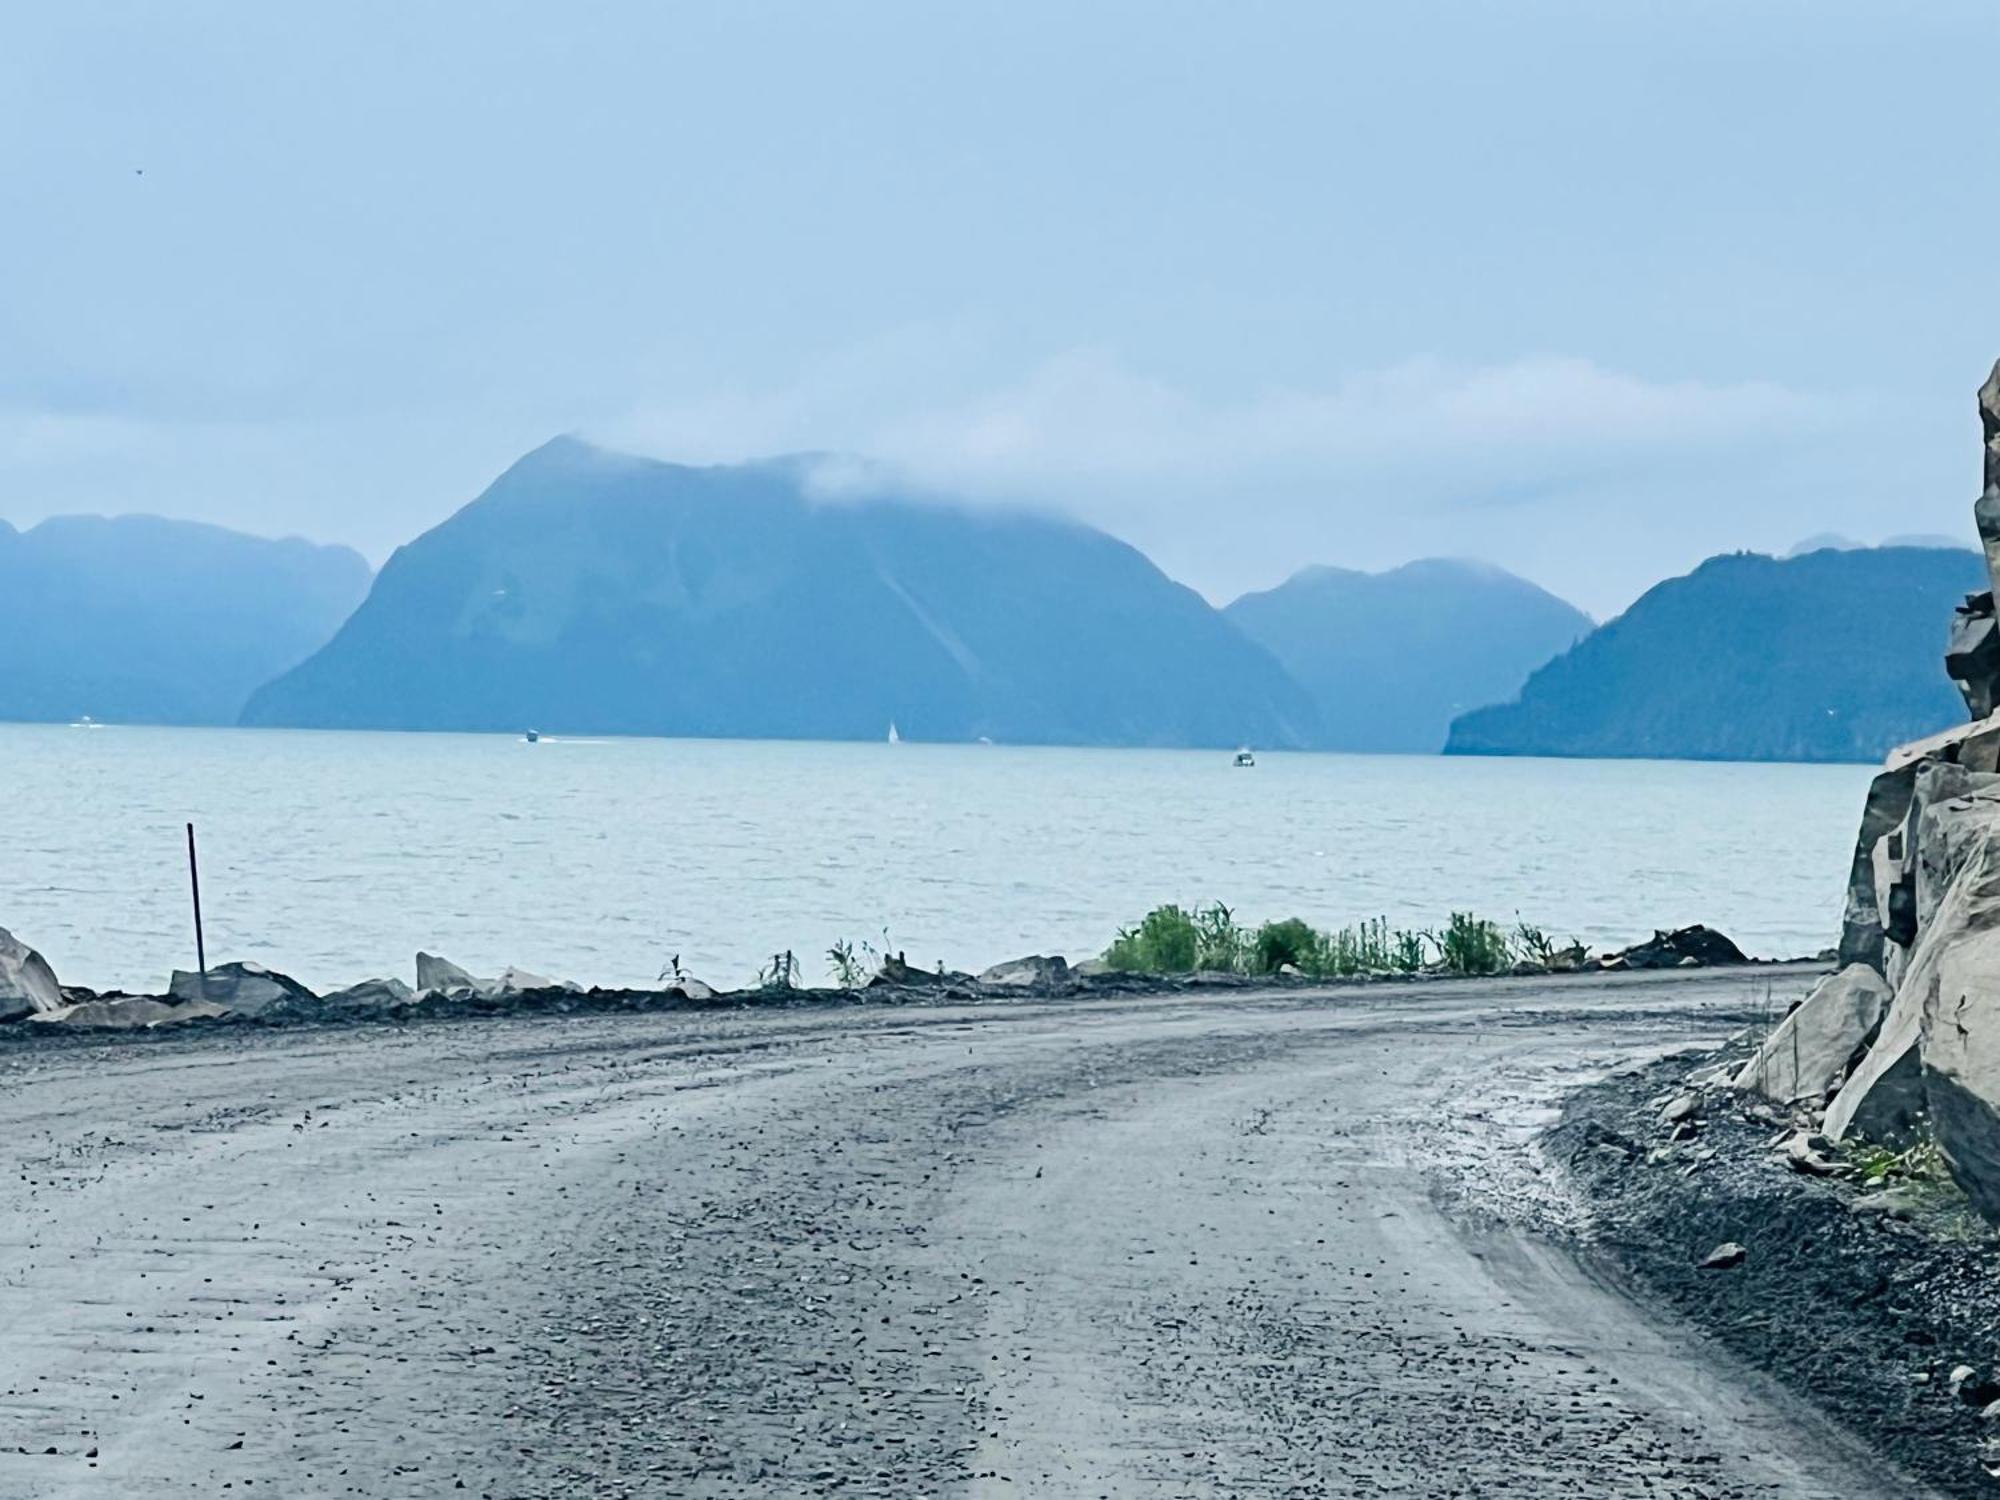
[[9, 941, 1832, 1042]]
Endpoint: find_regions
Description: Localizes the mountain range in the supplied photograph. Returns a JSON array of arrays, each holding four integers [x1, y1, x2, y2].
[[0, 515, 370, 725], [1445, 545, 1985, 763], [5, 442, 1976, 763]]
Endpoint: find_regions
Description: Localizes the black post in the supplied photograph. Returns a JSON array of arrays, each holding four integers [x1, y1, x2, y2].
[[186, 822, 207, 997]]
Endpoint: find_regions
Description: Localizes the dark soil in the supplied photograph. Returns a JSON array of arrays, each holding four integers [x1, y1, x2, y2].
[[1551, 1047, 2000, 1497]]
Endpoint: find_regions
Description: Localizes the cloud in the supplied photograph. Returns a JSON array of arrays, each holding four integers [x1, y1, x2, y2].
[[863, 352, 1831, 509], [597, 346, 1862, 614], [603, 346, 1833, 510]]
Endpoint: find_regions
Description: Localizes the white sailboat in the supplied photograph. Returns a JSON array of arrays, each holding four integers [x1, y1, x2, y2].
[[887, 721, 902, 745]]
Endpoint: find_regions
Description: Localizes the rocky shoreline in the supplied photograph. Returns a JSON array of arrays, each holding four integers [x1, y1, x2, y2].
[[1548, 1036, 2000, 1498], [0, 922, 1794, 1042]]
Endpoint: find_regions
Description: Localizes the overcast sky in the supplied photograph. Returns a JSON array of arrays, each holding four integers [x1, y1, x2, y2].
[[4, 1, 1997, 617]]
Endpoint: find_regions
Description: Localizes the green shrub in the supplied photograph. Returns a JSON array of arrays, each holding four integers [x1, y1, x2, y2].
[[1103, 902, 1525, 980], [1254, 917, 1321, 974], [1193, 902, 1251, 973], [1105, 904, 1201, 973], [1434, 912, 1512, 975]]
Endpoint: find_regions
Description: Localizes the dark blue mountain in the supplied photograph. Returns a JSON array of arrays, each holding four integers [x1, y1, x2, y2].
[[241, 438, 1318, 747], [1445, 546, 1988, 763], [1225, 559, 1591, 752], [0, 514, 371, 725]]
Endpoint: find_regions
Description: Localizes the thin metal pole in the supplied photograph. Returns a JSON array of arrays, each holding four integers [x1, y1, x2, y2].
[[186, 822, 207, 996]]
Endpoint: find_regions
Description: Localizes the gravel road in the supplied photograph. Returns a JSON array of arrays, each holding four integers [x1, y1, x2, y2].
[[0, 966, 1938, 1498]]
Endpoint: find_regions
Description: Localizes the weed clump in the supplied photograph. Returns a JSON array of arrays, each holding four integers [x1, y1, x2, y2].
[[1102, 903, 1576, 979]]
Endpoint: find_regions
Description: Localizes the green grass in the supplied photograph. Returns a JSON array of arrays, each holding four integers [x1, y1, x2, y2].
[[1103, 904, 1541, 978]]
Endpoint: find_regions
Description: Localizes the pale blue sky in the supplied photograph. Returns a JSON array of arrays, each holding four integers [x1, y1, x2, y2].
[[3, 1, 1996, 614]]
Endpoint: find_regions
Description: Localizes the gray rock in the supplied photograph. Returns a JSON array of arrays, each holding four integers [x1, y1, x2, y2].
[[0, 927, 64, 1022], [1909, 849, 2000, 1220], [1659, 1093, 1701, 1125], [168, 961, 316, 1017], [416, 952, 486, 995], [489, 966, 579, 995], [977, 954, 1072, 991], [32, 996, 177, 1028], [1733, 964, 1892, 1105], [320, 977, 416, 1011], [32, 996, 231, 1029], [666, 976, 718, 1001], [1839, 764, 1920, 973], [1849, 1187, 1927, 1220], [1784, 1133, 1842, 1176], [1978, 358, 2000, 595], [1948, 595, 2000, 720], [1698, 1241, 1747, 1270]]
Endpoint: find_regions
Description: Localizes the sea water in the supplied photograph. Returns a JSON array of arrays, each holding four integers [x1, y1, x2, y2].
[[0, 724, 1872, 994]]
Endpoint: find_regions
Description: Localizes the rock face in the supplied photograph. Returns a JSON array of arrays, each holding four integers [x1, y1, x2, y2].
[[1812, 359, 2000, 1219], [168, 962, 316, 1017], [1734, 964, 1892, 1106], [0, 928, 64, 1022]]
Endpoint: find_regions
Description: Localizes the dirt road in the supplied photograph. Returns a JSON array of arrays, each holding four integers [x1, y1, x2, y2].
[[0, 967, 1933, 1498]]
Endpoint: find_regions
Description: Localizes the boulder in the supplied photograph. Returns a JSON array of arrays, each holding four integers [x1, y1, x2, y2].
[[416, 952, 486, 995], [156, 1000, 232, 1027], [1829, 827, 2000, 1150], [168, 961, 315, 1017], [1608, 925, 1748, 970], [31, 996, 229, 1029], [0, 927, 64, 1022], [1698, 1242, 1747, 1270], [1909, 854, 2000, 1220], [977, 955, 1072, 991], [489, 966, 579, 995], [320, 977, 416, 1012], [868, 953, 971, 989], [1733, 964, 1892, 1106], [666, 976, 718, 1001]]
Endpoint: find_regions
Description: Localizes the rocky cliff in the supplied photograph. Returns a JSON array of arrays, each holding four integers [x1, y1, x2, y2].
[[1740, 359, 2000, 1219]]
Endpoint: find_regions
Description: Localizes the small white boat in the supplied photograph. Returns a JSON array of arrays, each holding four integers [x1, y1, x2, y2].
[[69, 715, 102, 730], [887, 721, 901, 745], [524, 728, 541, 743], [1233, 746, 1256, 767]]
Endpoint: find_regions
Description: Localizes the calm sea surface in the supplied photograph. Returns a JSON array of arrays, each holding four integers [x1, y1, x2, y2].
[[1, 724, 1873, 995]]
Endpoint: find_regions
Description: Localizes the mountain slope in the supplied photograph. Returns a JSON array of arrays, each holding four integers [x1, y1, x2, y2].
[[0, 515, 371, 725], [241, 438, 1318, 747], [1223, 559, 1592, 752], [1444, 546, 1988, 763]]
